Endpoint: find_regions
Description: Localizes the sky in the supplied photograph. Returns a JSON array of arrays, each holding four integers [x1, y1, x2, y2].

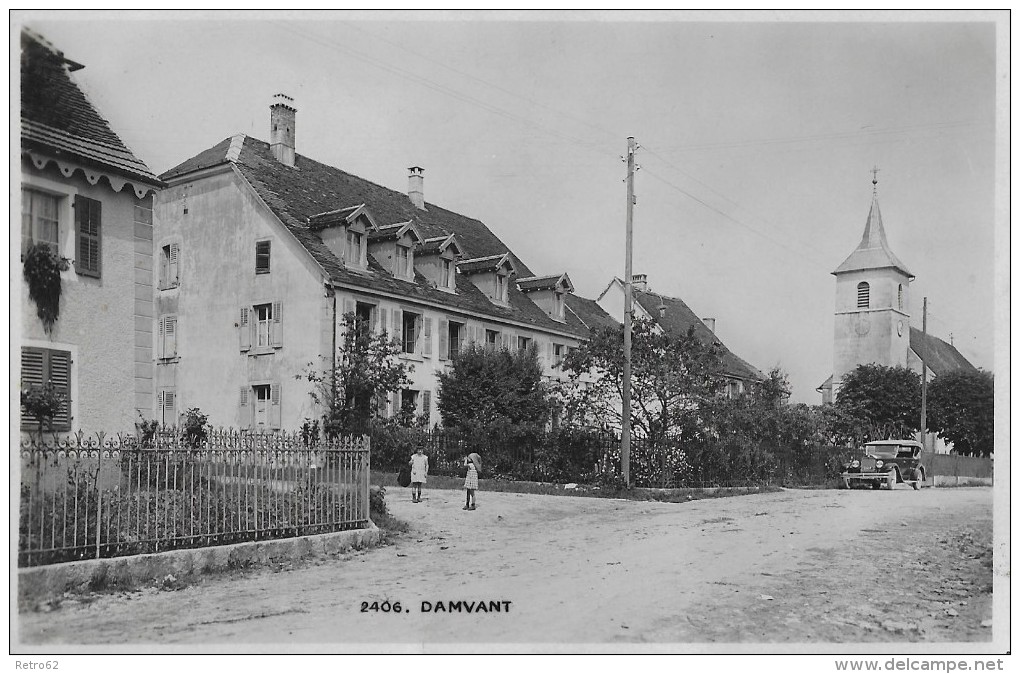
[[18, 11, 1002, 402]]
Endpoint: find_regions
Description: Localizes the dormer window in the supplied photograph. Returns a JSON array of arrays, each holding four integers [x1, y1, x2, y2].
[[346, 229, 364, 266], [457, 253, 517, 307], [396, 244, 413, 279], [441, 258, 456, 290], [516, 272, 574, 323], [495, 273, 508, 304]]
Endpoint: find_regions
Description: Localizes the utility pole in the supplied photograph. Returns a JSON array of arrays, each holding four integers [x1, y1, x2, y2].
[[622, 136, 637, 487], [920, 296, 928, 452]]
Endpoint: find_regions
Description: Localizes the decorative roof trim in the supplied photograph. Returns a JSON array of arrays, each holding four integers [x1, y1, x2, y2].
[[419, 233, 463, 257], [308, 203, 379, 231], [458, 252, 517, 275], [517, 272, 574, 293], [23, 149, 159, 198], [368, 220, 425, 245]]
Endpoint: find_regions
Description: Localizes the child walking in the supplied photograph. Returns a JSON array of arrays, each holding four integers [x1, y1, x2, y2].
[[409, 446, 429, 503], [463, 452, 481, 510]]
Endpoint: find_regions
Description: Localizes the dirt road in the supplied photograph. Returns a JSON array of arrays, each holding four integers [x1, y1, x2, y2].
[[18, 486, 995, 649]]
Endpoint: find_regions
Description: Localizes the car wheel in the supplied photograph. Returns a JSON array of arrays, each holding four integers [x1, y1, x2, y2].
[[887, 469, 898, 490]]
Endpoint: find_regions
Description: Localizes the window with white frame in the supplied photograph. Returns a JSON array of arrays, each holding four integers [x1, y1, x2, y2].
[[485, 329, 499, 348], [239, 383, 281, 429], [160, 243, 180, 289], [554, 343, 564, 365], [517, 336, 532, 352], [402, 311, 421, 354], [495, 273, 508, 303], [346, 229, 364, 266], [158, 315, 178, 359], [239, 302, 282, 351], [441, 258, 456, 290], [22, 188, 60, 255], [448, 320, 464, 359], [396, 244, 413, 278]]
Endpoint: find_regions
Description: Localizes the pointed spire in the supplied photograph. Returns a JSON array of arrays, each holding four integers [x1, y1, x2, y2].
[[832, 172, 914, 278]]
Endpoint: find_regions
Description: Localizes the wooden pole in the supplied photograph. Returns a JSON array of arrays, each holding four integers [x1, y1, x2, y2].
[[920, 296, 928, 452], [622, 137, 636, 487]]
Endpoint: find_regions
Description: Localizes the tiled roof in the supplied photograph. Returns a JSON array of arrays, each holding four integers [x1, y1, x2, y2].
[[634, 288, 764, 382], [565, 294, 618, 333], [457, 253, 515, 275], [518, 273, 573, 293], [161, 134, 589, 338], [20, 30, 160, 187], [910, 328, 977, 377], [833, 196, 913, 277]]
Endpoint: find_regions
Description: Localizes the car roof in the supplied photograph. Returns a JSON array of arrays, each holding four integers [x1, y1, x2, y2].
[[865, 440, 922, 447]]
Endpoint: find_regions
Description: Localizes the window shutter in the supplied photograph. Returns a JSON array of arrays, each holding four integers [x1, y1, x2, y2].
[[271, 301, 283, 347], [438, 319, 449, 361], [422, 390, 432, 422], [165, 316, 177, 357], [423, 317, 433, 358], [157, 317, 166, 359], [164, 391, 177, 426], [239, 387, 251, 429], [344, 298, 356, 318], [269, 383, 282, 429], [501, 331, 510, 350], [393, 310, 402, 346], [159, 248, 169, 289], [49, 350, 71, 430], [20, 348, 45, 427], [169, 243, 179, 285], [377, 307, 388, 337], [239, 307, 251, 351], [547, 342, 555, 367], [74, 195, 101, 278]]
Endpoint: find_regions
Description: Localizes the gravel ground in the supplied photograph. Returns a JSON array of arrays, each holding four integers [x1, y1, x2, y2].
[[16, 485, 996, 650]]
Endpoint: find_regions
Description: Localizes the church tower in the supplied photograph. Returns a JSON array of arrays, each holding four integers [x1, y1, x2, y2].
[[831, 172, 914, 398]]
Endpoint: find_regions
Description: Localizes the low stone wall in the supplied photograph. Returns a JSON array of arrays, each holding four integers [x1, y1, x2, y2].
[[933, 475, 994, 487], [18, 525, 381, 606]]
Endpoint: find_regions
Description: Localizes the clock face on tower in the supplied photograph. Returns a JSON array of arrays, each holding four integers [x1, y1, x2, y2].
[[854, 315, 871, 336]]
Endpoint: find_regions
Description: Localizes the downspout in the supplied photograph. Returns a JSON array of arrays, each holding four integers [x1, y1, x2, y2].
[[327, 281, 337, 426]]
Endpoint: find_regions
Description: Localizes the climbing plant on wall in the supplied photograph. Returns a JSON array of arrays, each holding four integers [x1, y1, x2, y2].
[[22, 242, 68, 334]]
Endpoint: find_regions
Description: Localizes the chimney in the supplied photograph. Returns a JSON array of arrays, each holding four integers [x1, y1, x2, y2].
[[408, 166, 426, 210], [632, 273, 648, 292], [703, 317, 716, 333], [270, 94, 296, 167]]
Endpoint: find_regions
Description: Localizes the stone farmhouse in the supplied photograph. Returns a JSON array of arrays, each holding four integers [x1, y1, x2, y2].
[[154, 96, 616, 431], [19, 29, 162, 435]]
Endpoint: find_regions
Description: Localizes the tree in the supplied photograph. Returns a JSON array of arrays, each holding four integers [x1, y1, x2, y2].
[[927, 369, 994, 457], [561, 317, 724, 447], [834, 364, 921, 442], [299, 312, 413, 437], [437, 343, 552, 433]]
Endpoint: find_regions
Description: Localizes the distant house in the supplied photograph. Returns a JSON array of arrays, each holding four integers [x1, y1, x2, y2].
[[154, 95, 612, 431], [596, 274, 764, 396], [19, 29, 162, 435]]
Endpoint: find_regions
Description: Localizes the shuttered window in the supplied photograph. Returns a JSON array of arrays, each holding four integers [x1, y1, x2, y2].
[[158, 315, 178, 358], [158, 389, 177, 426], [74, 195, 101, 278], [20, 347, 72, 431], [160, 243, 180, 289], [255, 240, 271, 274], [857, 282, 870, 309], [422, 390, 432, 424]]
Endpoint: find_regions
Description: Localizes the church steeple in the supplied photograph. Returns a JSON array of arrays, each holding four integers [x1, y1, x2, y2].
[[832, 173, 914, 278]]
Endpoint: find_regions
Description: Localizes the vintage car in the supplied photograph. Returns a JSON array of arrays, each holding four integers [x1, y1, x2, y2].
[[841, 440, 926, 490]]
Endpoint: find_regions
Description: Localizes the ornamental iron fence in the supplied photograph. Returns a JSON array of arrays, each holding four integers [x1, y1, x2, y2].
[[18, 428, 370, 568]]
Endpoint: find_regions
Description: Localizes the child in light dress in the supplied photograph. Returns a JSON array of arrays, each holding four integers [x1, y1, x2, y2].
[[462, 452, 481, 510], [409, 446, 429, 503]]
